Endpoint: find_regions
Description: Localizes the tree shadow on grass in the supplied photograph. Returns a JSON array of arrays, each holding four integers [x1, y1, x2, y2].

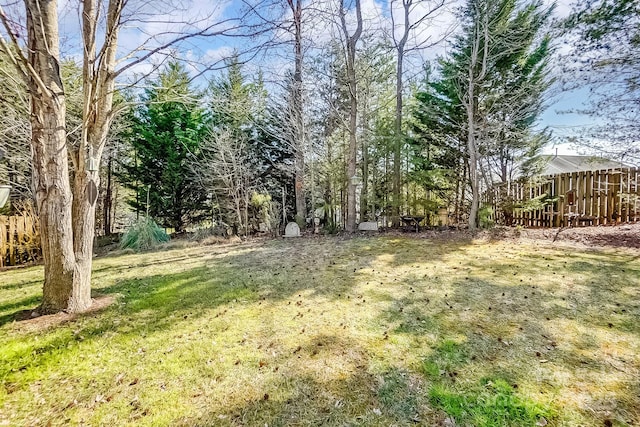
[[171, 335, 441, 427], [0, 295, 41, 326], [4, 235, 636, 425], [372, 249, 640, 426], [0, 235, 469, 329], [0, 236, 471, 423]]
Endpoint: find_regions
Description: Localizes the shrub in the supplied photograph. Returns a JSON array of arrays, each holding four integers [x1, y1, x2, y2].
[[479, 205, 495, 229], [120, 217, 170, 251]]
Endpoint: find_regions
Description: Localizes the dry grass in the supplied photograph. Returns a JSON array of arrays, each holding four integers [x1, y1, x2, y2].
[[0, 234, 638, 426]]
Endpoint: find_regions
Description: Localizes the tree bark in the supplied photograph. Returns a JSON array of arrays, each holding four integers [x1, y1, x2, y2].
[[340, 0, 363, 233], [467, 77, 479, 231], [68, 0, 121, 305], [464, 4, 489, 231], [25, 0, 91, 313], [393, 47, 404, 227], [104, 156, 113, 236], [392, 1, 410, 228], [360, 109, 369, 220], [288, 0, 307, 227]]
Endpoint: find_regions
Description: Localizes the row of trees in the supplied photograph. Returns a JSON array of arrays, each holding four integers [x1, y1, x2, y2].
[[0, 0, 635, 313]]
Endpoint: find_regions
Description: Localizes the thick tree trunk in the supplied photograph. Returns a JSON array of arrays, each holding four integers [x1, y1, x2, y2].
[[72, 171, 98, 305], [25, 0, 91, 313], [68, 0, 121, 308]]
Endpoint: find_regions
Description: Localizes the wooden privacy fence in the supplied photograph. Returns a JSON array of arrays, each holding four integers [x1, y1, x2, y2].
[[0, 214, 41, 267], [484, 167, 640, 227]]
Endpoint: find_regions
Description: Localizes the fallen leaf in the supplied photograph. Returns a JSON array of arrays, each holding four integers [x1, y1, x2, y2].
[[115, 373, 125, 385]]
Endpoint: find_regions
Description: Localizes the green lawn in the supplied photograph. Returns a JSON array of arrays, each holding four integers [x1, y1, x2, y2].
[[1, 235, 638, 426]]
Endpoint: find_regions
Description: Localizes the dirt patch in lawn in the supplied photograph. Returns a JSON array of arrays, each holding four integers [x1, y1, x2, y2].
[[377, 222, 640, 249], [11, 294, 117, 333], [485, 223, 640, 249]]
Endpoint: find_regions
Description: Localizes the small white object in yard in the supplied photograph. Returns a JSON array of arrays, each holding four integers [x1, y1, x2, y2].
[[284, 222, 301, 237], [357, 221, 378, 231], [372, 408, 382, 416], [0, 185, 10, 208]]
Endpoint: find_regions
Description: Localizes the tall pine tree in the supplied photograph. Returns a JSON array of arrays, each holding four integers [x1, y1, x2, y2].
[[413, 0, 553, 227], [120, 61, 209, 232]]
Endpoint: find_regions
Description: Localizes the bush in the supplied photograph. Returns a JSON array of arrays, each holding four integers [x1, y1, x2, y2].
[[479, 205, 495, 229], [120, 217, 170, 251]]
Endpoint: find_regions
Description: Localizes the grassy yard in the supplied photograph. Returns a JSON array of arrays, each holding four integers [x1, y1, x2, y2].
[[0, 235, 638, 426]]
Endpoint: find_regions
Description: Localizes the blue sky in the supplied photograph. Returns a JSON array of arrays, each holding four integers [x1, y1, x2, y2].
[[49, 0, 591, 154]]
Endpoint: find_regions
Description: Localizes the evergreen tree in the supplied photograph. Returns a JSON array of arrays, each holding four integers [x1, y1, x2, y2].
[[120, 61, 209, 232], [412, 63, 467, 223], [413, 0, 553, 227]]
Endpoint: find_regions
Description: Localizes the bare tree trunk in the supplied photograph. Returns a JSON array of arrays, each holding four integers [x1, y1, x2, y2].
[[288, 0, 307, 226], [24, 0, 91, 313], [104, 156, 113, 235], [1, 0, 233, 313], [360, 125, 369, 220], [393, 49, 404, 226], [464, 5, 489, 231], [69, 0, 121, 303], [467, 89, 479, 231], [340, 0, 363, 233], [393, 10, 408, 227]]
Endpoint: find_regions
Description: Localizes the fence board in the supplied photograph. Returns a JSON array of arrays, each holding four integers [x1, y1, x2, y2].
[[0, 217, 6, 268], [9, 216, 16, 265], [0, 214, 40, 267]]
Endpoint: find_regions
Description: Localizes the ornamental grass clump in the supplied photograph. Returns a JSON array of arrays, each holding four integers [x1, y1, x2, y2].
[[119, 217, 170, 251]]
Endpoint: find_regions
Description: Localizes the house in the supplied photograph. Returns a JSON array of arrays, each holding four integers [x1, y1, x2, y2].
[[539, 155, 632, 176]]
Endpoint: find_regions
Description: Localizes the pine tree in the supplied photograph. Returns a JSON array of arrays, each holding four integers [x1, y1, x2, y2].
[[120, 61, 209, 232], [413, 0, 553, 228]]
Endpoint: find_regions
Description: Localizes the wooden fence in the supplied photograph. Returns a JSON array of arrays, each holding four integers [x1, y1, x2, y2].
[[484, 167, 640, 227], [0, 214, 40, 267]]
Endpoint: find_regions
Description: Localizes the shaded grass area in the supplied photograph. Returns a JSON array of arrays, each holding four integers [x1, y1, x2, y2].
[[0, 236, 639, 426]]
